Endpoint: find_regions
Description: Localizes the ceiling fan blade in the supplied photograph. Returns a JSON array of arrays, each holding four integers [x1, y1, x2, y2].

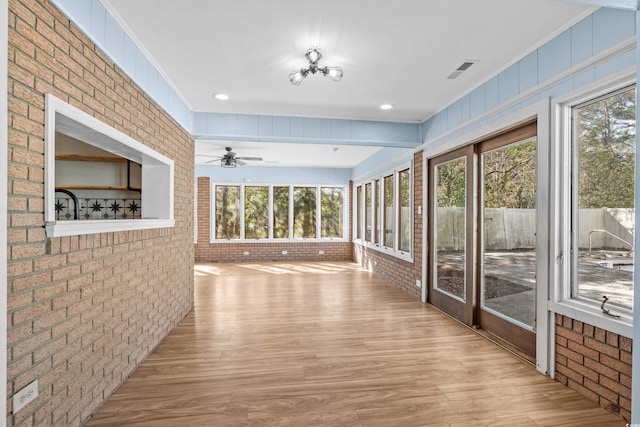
[[236, 157, 263, 161], [236, 159, 247, 166], [204, 158, 221, 164]]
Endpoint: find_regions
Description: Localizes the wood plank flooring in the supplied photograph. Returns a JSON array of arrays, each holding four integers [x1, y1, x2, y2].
[[85, 262, 626, 426]]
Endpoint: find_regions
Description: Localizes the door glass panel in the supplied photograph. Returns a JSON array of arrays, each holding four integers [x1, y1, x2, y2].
[[481, 138, 537, 328], [434, 157, 466, 300]]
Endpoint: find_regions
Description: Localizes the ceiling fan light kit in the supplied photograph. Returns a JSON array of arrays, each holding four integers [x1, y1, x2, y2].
[[289, 47, 343, 86], [202, 147, 263, 168]]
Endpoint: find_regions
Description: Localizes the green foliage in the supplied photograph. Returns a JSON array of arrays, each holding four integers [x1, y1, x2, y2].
[[245, 186, 269, 239], [294, 187, 316, 238], [483, 139, 536, 209], [321, 187, 343, 238], [577, 88, 636, 209], [436, 158, 466, 208], [215, 185, 240, 239], [273, 186, 289, 238]]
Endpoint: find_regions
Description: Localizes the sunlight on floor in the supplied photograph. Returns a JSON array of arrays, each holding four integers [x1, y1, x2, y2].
[[195, 261, 365, 276]]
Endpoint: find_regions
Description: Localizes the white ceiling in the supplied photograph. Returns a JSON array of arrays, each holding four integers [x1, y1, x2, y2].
[[102, 0, 594, 167], [195, 140, 382, 169]]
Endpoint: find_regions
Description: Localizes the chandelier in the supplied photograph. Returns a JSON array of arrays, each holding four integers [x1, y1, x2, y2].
[[288, 47, 343, 85]]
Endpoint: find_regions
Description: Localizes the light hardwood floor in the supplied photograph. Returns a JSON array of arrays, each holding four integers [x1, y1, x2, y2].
[[85, 262, 626, 426]]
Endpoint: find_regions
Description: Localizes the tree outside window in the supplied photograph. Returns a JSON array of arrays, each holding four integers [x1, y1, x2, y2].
[[321, 187, 343, 238], [383, 175, 395, 248], [245, 186, 269, 239], [398, 168, 411, 252], [573, 86, 635, 310], [215, 185, 240, 239], [273, 186, 289, 238], [294, 187, 316, 238]]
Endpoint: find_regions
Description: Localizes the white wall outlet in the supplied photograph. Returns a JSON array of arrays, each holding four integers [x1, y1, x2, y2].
[[281, 250, 287, 255], [416, 279, 422, 288], [243, 251, 249, 256], [14, 379, 38, 413], [319, 250, 325, 255]]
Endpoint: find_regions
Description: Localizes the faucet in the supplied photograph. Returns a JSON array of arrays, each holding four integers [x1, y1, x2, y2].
[[55, 189, 80, 220]]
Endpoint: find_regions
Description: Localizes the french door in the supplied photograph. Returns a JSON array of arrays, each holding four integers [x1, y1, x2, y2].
[[428, 122, 537, 358]]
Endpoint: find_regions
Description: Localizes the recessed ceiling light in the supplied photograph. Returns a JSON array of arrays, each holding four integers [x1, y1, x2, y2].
[[380, 104, 394, 110], [214, 93, 229, 101]]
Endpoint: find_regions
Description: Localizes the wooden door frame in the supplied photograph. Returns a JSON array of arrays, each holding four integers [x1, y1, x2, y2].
[[428, 120, 538, 357], [427, 145, 476, 326], [422, 100, 550, 374]]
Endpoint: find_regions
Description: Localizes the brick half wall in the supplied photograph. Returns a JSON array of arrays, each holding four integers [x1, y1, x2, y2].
[[555, 314, 632, 421]]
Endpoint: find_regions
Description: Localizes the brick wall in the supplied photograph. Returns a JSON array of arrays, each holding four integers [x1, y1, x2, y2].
[[353, 151, 423, 299], [195, 177, 352, 262], [555, 314, 632, 421], [7, 1, 194, 426]]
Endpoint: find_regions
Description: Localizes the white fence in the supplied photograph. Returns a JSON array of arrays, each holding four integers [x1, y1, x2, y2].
[[435, 207, 633, 251]]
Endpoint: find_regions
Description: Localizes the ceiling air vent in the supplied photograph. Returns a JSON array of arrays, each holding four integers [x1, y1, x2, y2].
[[447, 61, 476, 80]]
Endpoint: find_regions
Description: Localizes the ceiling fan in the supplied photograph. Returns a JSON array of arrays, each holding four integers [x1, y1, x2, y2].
[[202, 147, 263, 168]]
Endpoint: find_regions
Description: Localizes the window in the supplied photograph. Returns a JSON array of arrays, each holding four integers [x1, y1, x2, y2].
[[45, 94, 174, 237], [383, 174, 395, 248], [212, 184, 346, 241], [354, 161, 412, 259], [321, 187, 344, 238], [398, 168, 411, 252], [215, 185, 240, 239], [293, 187, 317, 238], [571, 86, 635, 312], [374, 179, 380, 244], [245, 186, 269, 239], [365, 182, 372, 241], [356, 185, 362, 240], [273, 186, 289, 238]]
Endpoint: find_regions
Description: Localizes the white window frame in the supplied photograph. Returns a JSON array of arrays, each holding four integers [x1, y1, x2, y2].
[[44, 94, 174, 237], [549, 71, 635, 338], [353, 160, 413, 262], [210, 183, 348, 243]]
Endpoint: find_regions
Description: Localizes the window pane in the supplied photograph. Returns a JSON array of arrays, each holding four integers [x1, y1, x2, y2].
[[244, 186, 269, 239], [365, 183, 372, 241], [374, 179, 380, 244], [574, 87, 635, 311], [481, 139, 537, 328], [321, 187, 343, 238], [383, 175, 395, 247], [215, 185, 240, 239], [356, 186, 362, 240], [273, 186, 289, 239], [398, 169, 411, 252], [294, 187, 316, 238], [434, 157, 466, 300]]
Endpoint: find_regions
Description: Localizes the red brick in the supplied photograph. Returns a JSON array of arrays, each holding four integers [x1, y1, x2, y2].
[[584, 336, 620, 359], [601, 354, 632, 377]]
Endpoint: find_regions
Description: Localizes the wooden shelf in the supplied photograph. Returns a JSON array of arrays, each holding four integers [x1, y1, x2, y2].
[[55, 154, 129, 163], [55, 185, 138, 191]]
